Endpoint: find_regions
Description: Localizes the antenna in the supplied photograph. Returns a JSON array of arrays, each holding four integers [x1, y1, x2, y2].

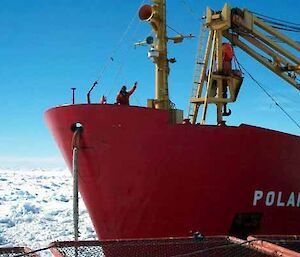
[[71, 87, 76, 104]]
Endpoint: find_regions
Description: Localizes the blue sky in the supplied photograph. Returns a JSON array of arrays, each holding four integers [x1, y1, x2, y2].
[[0, 0, 299, 168]]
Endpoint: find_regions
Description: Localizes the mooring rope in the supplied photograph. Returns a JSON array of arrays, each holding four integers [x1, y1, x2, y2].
[[71, 128, 82, 244]]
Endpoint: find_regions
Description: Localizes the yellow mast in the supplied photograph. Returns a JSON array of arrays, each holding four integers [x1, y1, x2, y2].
[[139, 0, 170, 110]]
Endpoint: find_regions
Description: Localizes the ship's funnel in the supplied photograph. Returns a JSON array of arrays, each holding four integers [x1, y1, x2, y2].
[[139, 5, 154, 21]]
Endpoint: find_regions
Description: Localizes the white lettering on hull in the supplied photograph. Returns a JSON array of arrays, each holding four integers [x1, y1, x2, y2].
[[253, 190, 300, 207], [265, 191, 275, 206], [287, 192, 295, 207]]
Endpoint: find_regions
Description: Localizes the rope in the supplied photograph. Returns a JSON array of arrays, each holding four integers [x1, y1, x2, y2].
[[14, 245, 53, 257], [71, 128, 82, 150], [71, 128, 82, 243], [236, 60, 300, 130], [73, 146, 79, 242]]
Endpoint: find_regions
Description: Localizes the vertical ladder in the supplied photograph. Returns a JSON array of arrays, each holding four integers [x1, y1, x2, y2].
[[188, 22, 207, 122]]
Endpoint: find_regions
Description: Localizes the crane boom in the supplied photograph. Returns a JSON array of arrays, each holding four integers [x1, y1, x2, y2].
[[227, 7, 300, 90], [189, 4, 300, 125]]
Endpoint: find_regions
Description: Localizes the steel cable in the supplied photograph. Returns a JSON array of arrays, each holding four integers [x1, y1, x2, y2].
[[250, 11, 300, 27], [100, 0, 148, 102], [87, 0, 147, 101], [235, 59, 300, 130], [180, 0, 202, 21]]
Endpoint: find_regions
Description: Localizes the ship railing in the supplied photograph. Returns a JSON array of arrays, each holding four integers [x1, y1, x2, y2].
[[2, 235, 300, 257], [49, 235, 300, 257]]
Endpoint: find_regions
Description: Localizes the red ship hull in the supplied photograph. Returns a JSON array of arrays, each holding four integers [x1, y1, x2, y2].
[[45, 104, 300, 240]]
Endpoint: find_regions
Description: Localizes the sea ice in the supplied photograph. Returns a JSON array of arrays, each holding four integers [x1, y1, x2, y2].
[[0, 167, 97, 256]]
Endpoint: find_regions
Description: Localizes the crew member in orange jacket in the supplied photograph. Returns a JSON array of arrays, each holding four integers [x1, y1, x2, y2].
[[116, 82, 137, 105], [222, 43, 234, 75]]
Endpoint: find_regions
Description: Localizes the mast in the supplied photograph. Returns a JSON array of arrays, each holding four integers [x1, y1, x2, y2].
[[139, 0, 170, 110]]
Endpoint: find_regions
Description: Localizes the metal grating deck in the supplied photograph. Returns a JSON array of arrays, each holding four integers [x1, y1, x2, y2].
[[49, 236, 271, 257], [2, 235, 300, 256]]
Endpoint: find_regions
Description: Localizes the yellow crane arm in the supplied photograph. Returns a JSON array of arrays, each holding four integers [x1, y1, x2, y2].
[[189, 4, 300, 125], [226, 7, 300, 90]]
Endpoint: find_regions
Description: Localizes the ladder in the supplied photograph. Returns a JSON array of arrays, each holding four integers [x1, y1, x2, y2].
[[188, 22, 207, 123]]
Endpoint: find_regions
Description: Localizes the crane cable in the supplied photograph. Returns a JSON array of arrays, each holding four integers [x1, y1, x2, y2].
[[250, 11, 300, 33], [91, 0, 147, 93], [234, 57, 300, 130], [103, 3, 147, 100], [180, 0, 202, 21], [258, 18, 300, 32], [167, 24, 184, 36], [250, 11, 300, 27], [100, 0, 148, 106]]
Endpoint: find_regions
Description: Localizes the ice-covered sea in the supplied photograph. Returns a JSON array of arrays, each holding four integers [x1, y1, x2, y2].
[[0, 168, 97, 256]]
